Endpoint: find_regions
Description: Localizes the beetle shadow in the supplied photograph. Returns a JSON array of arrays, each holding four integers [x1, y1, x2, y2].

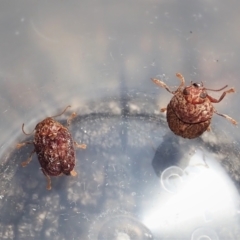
[[151, 129, 240, 193], [151, 133, 201, 178], [151, 133, 182, 177]]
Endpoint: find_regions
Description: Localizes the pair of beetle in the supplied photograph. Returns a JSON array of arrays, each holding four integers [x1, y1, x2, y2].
[[17, 73, 237, 190]]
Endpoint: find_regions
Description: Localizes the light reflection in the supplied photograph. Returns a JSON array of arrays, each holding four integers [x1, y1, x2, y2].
[[141, 150, 239, 238], [161, 166, 184, 193], [191, 227, 219, 240]]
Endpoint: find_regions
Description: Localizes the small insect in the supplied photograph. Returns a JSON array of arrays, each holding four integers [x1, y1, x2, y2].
[[152, 73, 237, 139], [17, 106, 86, 190]]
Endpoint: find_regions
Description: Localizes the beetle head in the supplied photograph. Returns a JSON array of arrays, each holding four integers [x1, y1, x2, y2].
[[35, 117, 54, 131], [182, 82, 207, 104]]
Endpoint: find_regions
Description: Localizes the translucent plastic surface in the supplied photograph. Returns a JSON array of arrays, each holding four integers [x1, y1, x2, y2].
[[0, 1, 240, 240]]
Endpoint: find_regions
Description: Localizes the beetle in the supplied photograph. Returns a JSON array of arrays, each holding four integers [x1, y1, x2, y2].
[[17, 106, 86, 190], [152, 73, 237, 139]]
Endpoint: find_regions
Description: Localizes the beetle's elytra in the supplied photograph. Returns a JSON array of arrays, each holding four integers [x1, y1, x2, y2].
[[152, 73, 237, 139], [17, 106, 86, 190]]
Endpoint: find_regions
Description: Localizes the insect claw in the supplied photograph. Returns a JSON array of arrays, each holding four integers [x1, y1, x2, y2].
[[74, 142, 87, 149], [70, 169, 77, 176], [176, 73, 183, 78], [230, 118, 237, 125], [151, 78, 166, 87], [21, 162, 26, 167], [21, 158, 31, 167], [160, 108, 167, 112], [16, 143, 25, 149], [228, 88, 235, 93], [46, 182, 52, 190]]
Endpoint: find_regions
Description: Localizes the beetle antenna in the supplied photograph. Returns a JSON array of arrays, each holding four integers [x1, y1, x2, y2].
[[22, 123, 34, 135], [51, 105, 71, 118], [205, 85, 228, 91]]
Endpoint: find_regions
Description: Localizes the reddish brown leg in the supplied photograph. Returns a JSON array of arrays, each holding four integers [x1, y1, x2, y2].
[[67, 112, 77, 126], [42, 168, 52, 190], [208, 88, 235, 103], [16, 141, 33, 149], [160, 107, 167, 112], [214, 110, 237, 125], [70, 169, 77, 176], [72, 142, 86, 177], [175, 72, 185, 88], [74, 142, 87, 149], [151, 72, 185, 94], [21, 149, 36, 167]]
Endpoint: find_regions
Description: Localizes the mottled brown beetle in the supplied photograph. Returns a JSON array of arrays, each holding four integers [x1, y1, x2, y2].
[[152, 73, 237, 139], [17, 106, 86, 190]]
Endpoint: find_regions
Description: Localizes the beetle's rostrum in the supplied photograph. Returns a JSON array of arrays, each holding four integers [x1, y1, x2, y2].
[[152, 73, 237, 139], [17, 106, 86, 190]]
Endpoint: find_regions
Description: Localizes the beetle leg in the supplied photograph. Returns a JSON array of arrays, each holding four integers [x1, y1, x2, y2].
[[175, 73, 185, 88], [16, 141, 33, 149], [152, 73, 185, 93], [207, 126, 211, 131], [67, 112, 77, 126], [70, 169, 77, 176], [214, 109, 237, 125], [208, 88, 235, 103], [41, 168, 52, 190], [21, 149, 35, 167], [151, 78, 174, 94], [74, 142, 87, 149], [160, 107, 167, 112]]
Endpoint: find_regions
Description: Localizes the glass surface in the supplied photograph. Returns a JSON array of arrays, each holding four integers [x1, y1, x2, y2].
[[0, 1, 240, 240]]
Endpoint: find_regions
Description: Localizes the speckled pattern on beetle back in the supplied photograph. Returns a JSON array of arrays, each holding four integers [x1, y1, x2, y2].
[[17, 106, 86, 190], [166, 103, 211, 139], [169, 89, 213, 124], [34, 117, 75, 176]]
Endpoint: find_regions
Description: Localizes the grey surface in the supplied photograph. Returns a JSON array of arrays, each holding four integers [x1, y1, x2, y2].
[[0, 1, 240, 240]]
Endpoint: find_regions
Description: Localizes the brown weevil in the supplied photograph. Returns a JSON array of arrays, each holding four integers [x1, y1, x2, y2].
[[17, 106, 86, 190], [152, 73, 237, 139]]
